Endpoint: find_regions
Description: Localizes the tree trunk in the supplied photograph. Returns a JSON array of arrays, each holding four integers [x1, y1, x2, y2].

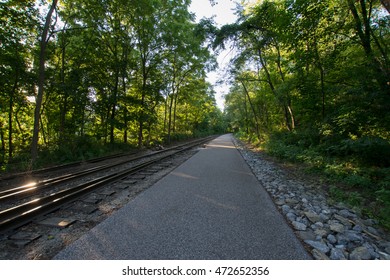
[[241, 81, 261, 139], [163, 96, 168, 133], [8, 77, 18, 161], [0, 122, 5, 164], [138, 91, 145, 148], [313, 39, 326, 120], [348, 0, 389, 92], [59, 34, 68, 142], [31, 0, 58, 163], [347, 0, 372, 54], [110, 68, 120, 144], [173, 91, 179, 133], [138, 53, 148, 148], [167, 92, 175, 144], [258, 48, 294, 131], [167, 60, 177, 144], [244, 92, 249, 135]]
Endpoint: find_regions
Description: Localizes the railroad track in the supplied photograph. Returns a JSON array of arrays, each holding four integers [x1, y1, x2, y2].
[[0, 136, 214, 233], [0, 151, 137, 182], [0, 138, 209, 203]]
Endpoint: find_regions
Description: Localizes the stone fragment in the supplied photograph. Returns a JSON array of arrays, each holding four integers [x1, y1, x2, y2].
[[334, 214, 352, 227], [367, 226, 379, 236], [353, 225, 363, 233], [304, 240, 330, 254], [296, 217, 309, 226], [281, 205, 290, 214], [327, 234, 337, 244], [320, 213, 330, 221], [292, 221, 307, 231], [378, 252, 390, 260], [275, 199, 285, 206], [339, 209, 356, 219], [336, 234, 349, 246], [285, 198, 299, 205], [296, 230, 316, 241], [350, 246, 372, 260], [286, 212, 297, 222], [312, 249, 330, 260], [363, 242, 380, 259], [330, 248, 347, 260], [330, 223, 345, 233], [314, 229, 328, 238], [304, 211, 322, 223], [314, 222, 324, 228], [363, 219, 376, 226], [344, 230, 364, 243]]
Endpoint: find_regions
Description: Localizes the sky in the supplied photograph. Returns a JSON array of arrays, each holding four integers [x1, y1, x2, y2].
[[190, 0, 239, 25], [189, 0, 244, 110]]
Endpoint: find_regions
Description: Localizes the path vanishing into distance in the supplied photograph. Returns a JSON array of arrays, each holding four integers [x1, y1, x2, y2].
[[54, 134, 310, 259]]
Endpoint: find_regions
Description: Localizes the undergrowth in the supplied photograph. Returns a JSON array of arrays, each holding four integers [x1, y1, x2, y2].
[[3, 135, 138, 173]]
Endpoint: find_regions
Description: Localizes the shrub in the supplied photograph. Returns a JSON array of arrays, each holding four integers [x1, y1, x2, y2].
[[339, 137, 390, 167]]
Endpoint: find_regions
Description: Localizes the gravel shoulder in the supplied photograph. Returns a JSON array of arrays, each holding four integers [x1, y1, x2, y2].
[[234, 138, 390, 260]]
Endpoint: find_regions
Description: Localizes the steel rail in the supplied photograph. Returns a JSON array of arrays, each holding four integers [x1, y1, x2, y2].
[[0, 137, 207, 181], [0, 137, 212, 203], [0, 151, 136, 181], [0, 136, 214, 233]]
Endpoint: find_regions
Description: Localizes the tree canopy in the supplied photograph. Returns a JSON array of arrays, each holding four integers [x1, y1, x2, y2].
[[0, 0, 224, 170], [217, 0, 390, 228]]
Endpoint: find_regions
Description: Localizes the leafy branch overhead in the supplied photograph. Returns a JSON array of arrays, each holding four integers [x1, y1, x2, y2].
[[0, 0, 225, 168]]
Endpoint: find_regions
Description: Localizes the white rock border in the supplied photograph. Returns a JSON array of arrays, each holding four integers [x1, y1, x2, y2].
[[233, 137, 390, 260]]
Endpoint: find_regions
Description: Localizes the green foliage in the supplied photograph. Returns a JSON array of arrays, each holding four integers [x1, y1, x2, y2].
[[34, 135, 137, 170], [328, 137, 390, 167], [1, 0, 222, 172], [219, 0, 390, 228], [329, 187, 364, 208]]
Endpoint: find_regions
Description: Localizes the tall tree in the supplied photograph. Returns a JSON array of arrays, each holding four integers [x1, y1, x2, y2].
[[1, 0, 37, 163], [31, 0, 58, 162], [1, 0, 221, 171], [220, 0, 389, 145]]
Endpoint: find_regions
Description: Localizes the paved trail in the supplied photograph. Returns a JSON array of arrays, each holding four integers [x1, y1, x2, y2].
[[54, 134, 310, 259]]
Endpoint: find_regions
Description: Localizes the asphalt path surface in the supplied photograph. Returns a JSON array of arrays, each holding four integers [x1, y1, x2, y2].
[[54, 134, 311, 259]]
